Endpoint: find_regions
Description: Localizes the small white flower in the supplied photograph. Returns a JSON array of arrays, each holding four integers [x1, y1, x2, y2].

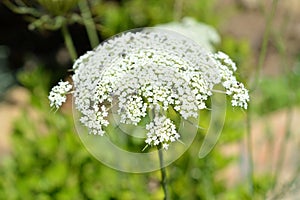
[[48, 81, 72, 108], [162, 143, 169, 150], [145, 115, 180, 149]]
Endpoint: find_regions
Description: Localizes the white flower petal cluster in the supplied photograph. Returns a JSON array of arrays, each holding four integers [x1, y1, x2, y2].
[[145, 115, 180, 150], [79, 105, 109, 136], [213, 51, 249, 109], [118, 95, 147, 125], [49, 30, 249, 150], [48, 80, 72, 108]]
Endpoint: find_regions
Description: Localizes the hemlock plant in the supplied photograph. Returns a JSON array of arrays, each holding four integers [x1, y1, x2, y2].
[[49, 30, 249, 150]]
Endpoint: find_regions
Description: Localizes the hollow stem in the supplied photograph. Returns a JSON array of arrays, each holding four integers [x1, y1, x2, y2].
[[245, 0, 279, 196], [78, 0, 99, 48], [246, 107, 254, 196], [272, 107, 293, 190], [251, 0, 279, 91], [158, 146, 168, 200], [173, 0, 183, 21], [61, 22, 77, 61]]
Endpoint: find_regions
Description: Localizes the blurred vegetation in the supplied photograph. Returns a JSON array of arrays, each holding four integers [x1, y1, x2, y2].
[[0, 66, 254, 199], [253, 60, 300, 115], [0, 0, 299, 199]]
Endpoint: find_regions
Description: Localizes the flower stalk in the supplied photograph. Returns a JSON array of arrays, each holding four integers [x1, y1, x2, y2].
[[78, 0, 99, 48], [158, 146, 169, 200], [61, 21, 77, 61], [246, 0, 279, 196], [252, 0, 279, 91]]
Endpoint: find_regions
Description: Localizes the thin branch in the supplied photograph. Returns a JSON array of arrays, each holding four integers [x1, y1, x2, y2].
[[78, 0, 99, 49], [251, 0, 279, 91], [271, 107, 293, 190], [61, 22, 78, 61], [3, 0, 42, 17], [173, 0, 183, 21], [245, 0, 279, 196], [245, 107, 254, 196], [158, 146, 169, 200]]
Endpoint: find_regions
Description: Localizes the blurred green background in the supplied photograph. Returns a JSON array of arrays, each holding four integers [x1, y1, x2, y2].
[[0, 0, 300, 199]]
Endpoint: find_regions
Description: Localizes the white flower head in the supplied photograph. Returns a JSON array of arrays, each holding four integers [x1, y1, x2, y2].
[[49, 80, 72, 109], [49, 28, 249, 150], [145, 115, 180, 150]]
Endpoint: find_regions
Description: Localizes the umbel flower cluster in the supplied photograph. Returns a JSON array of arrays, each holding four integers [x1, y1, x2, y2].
[[49, 30, 249, 150]]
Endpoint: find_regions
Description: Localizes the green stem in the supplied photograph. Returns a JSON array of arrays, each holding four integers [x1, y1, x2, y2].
[[78, 0, 99, 48], [173, 0, 183, 21], [272, 107, 293, 190], [246, 107, 254, 196], [271, 20, 294, 190], [245, 0, 279, 196], [61, 22, 77, 61], [251, 0, 279, 91], [158, 147, 168, 200], [3, 0, 42, 17]]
